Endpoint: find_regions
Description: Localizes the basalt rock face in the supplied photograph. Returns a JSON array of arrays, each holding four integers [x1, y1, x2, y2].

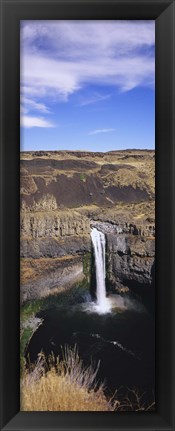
[[106, 233, 155, 292], [20, 211, 91, 302], [91, 221, 155, 295], [20, 212, 91, 258], [20, 150, 155, 302], [21, 212, 90, 239], [21, 236, 91, 259]]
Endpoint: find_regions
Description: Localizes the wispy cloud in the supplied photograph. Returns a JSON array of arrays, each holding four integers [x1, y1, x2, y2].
[[21, 97, 51, 114], [89, 128, 115, 135], [78, 93, 111, 106], [20, 20, 155, 127], [20, 94, 52, 128], [21, 115, 55, 128]]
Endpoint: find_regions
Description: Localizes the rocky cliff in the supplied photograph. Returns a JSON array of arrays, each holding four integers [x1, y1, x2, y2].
[[20, 150, 155, 303], [91, 220, 154, 289], [20, 210, 91, 258]]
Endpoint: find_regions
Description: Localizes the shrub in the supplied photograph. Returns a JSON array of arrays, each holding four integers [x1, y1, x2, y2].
[[20, 345, 155, 412], [20, 346, 112, 411]]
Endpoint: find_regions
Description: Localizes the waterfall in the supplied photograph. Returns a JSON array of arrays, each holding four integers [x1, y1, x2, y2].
[[91, 227, 111, 313]]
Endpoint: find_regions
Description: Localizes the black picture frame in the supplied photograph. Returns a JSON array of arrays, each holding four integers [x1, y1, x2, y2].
[[0, 0, 175, 430]]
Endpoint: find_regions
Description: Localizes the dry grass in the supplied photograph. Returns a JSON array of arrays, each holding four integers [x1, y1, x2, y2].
[[20, 346, 155, 412], [115, 388, 155, 412], [20, 150, 155, 197], [20, 256, 81, 285], [76, 201, 155, 227], [20, 346, 112, 411], [20, 149, 154, 161]]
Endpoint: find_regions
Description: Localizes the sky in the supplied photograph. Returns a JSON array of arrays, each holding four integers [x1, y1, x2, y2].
[[20, 20, 155, 152]]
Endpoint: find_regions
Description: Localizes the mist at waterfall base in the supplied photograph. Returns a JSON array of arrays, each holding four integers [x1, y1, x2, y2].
[[26, 228, 155, 406]]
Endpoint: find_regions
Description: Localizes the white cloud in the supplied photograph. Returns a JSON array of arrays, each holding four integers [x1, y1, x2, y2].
[[20, 20, 155, 125], [21, 115, 55, 128], [21, 97, 51, 114], [89, 128, 115, 135], [21, 20, 155, 56], [21, 52, 154, 99]]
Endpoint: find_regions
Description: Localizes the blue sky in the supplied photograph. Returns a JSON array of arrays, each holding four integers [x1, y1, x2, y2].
[[20, 20, 155, 152]]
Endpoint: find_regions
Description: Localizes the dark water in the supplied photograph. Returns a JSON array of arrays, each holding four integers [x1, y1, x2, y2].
[[26, 292, 155, 404]]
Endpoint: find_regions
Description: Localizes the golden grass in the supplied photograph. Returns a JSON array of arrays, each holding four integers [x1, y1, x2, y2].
[[20, 347, 113, 411], [21, 369, 111, 411], [20, 346, 155, 412]]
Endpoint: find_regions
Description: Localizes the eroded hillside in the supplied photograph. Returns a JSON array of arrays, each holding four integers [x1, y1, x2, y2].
[[21, 149, 154, 211], [20, 150, 155, 302]]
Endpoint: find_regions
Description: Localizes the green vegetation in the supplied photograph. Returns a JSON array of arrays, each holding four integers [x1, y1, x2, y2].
[[20, 300, 43, 372], [20, 300, 42, 322], [79, 173, 86, 182]]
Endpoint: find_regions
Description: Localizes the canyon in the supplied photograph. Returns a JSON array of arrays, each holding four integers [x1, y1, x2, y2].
[[20, 149, 155, 305]]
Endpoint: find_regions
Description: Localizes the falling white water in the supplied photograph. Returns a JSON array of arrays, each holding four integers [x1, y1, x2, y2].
[[91, 228, 111, 314]]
